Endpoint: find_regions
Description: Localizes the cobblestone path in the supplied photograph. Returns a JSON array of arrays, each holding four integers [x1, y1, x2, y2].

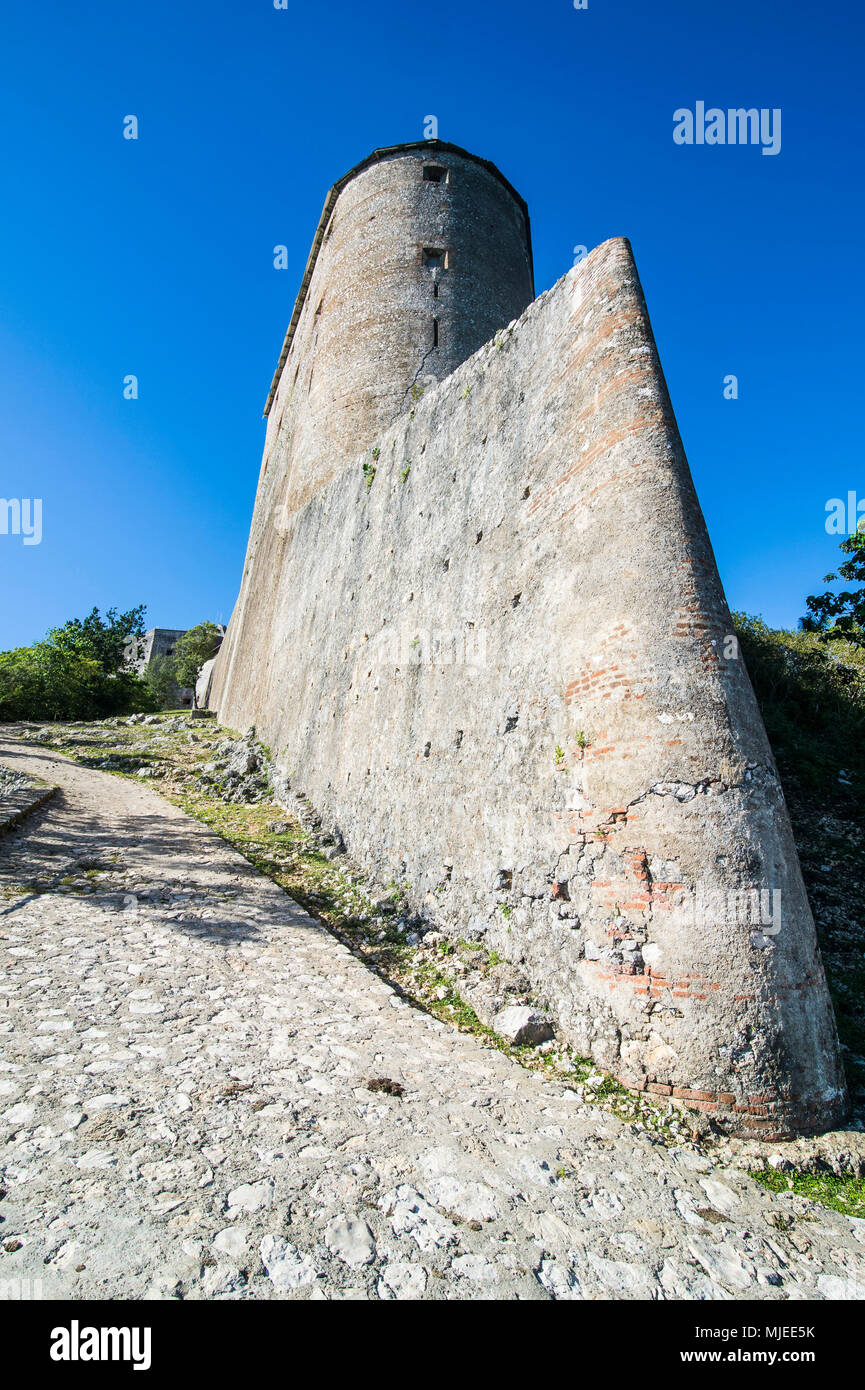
[[1, 737, 863, 1301]]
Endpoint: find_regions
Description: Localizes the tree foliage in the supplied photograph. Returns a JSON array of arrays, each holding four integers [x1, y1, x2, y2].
[[0, 606, 157, 722], [734, 612, 865, 796], [140, 654, 179, 708], [803, 529, 865, 649], [174, 622, 221, 697]]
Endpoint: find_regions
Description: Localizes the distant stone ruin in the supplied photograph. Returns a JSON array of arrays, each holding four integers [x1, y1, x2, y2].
[[130, 628, 194, 708]]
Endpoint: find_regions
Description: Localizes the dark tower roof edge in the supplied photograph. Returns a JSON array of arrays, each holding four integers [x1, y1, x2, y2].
[[263, 140, 533, 417]]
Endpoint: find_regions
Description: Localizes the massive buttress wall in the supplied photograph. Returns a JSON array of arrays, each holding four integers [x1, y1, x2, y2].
[[211, 236, 846, 1138]]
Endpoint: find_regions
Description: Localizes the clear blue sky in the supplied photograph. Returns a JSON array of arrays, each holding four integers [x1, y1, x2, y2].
[[1, 0, 861, 647]]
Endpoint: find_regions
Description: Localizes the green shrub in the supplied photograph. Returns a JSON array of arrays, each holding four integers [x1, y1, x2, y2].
[[733, 613, 865, 798], [0, 606, 157, 722]]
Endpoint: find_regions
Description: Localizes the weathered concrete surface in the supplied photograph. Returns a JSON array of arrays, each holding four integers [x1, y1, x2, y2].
[[209, 231, 845, 1137], [0, 740, 863, 1301], [195, 657, 218, 711], [215, 144, 532, 719]]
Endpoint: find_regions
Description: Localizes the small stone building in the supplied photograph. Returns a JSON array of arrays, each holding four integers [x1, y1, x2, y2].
[[131, 628, 193, 708]]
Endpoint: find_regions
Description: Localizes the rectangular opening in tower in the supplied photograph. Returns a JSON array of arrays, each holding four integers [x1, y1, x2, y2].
[[433, 318, 439, 347], [423, 165, 447, 182], [423, 248, 446, 270]]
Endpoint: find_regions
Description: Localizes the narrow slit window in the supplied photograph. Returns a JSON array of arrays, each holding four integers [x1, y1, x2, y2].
[[433, 318, 439, 347], [433, 282, 438, 299], [423, 164, 447, 183]]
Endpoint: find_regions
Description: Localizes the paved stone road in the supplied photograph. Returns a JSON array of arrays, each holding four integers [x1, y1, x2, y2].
[[1, 737, 864, 1301]]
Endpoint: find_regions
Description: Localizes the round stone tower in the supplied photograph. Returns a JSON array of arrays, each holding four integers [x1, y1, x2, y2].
[[263, 140, 534, 518]]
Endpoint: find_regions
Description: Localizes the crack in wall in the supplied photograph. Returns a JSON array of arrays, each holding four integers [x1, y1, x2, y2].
[[621, 764, 775, 812]]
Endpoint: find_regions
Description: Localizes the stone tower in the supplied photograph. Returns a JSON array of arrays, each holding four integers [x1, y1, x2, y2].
[[209, 142, 848, 1138], [214, 141, 534, 714], [266, 140, 533, 517]]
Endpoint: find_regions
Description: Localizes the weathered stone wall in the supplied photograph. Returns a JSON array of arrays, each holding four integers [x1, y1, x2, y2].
[[269, 143, 533, 518], [0, 766, 57, 837], [211, 232, 846, 1138], [212, 144, 533, 713]]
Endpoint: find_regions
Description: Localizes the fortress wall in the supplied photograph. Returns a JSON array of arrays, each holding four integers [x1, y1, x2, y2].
[[211, 236, 846, 1137], [211, 145, 533, 717], [268, 149, 531, 518]]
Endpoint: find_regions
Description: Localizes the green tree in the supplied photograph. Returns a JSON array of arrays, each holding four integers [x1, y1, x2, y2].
[[174, 622, 221, 705], [803, 529, 865, 649], [734, 612, 865, 795], [0, 606, 157, 722], [140, 654, 178, 709], [0, 647, 53, 722], [45, 604, 148, 673]]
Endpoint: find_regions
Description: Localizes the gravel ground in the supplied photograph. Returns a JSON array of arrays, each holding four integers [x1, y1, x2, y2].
[[1, 736, 863, 1301]]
